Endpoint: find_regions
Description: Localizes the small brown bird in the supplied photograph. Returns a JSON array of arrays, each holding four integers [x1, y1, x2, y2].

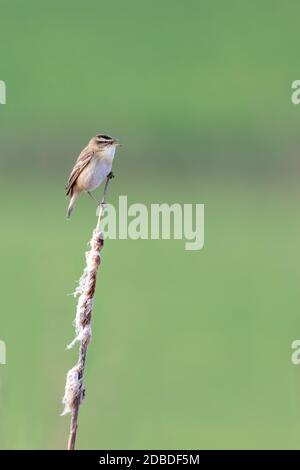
[[65, 134, 120, 218]]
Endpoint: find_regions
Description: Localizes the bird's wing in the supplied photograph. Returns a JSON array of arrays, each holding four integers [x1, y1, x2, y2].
[[65, 147, 94, 196]]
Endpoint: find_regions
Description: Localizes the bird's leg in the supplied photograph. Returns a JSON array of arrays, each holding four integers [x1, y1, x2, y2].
[[89, 175, 113, 215], [87, 191, 100, 205]]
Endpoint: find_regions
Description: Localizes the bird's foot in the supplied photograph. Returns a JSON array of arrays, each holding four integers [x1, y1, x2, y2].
[[107, 171, 115, 180]]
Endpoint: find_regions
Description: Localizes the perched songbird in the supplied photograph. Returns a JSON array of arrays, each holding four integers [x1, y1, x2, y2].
[[65, 134, 120, 218]]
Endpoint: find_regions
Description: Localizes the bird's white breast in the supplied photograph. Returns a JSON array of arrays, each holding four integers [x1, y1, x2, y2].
[[79, 145, 116, 191]]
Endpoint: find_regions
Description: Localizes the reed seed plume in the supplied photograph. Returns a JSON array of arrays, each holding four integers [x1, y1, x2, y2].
[[62, 176, 111, 450]]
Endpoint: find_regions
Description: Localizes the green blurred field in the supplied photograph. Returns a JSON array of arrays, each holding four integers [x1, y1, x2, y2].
[[1, 0, 300, 450], [0, 176, 300, 449]]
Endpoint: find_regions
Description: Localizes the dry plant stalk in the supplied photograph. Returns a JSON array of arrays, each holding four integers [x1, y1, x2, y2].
[[61, 176, 111, 450]]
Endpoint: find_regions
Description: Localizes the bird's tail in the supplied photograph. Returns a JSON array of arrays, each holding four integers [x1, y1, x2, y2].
[[67, 191, 79, 218]]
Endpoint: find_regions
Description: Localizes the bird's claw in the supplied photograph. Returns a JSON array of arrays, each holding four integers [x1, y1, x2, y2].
[[107, 171, 115, 180]]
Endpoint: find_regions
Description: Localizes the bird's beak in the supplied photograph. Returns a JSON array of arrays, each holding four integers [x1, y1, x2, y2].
[[114, 139, 122, 147]]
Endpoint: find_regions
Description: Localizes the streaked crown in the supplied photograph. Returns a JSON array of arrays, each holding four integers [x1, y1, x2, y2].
[[96, 134, 114, 144]]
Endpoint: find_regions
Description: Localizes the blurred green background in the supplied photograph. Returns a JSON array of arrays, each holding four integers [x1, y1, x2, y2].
[[1, 0, 300, 449]]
